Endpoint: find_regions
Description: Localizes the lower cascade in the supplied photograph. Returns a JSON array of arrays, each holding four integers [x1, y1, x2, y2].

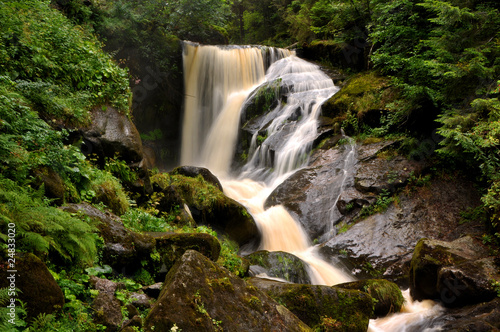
[[180, 41, 443, 330]]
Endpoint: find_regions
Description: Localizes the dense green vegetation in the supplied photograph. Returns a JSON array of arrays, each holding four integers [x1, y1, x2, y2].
[[0, 0, 499, 330]]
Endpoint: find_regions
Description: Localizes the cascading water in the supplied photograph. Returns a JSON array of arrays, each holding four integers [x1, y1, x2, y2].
[[180, 41, 442, 330]]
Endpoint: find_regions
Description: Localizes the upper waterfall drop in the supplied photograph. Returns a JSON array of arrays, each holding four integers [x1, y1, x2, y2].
[[180, 42, 292, 176]]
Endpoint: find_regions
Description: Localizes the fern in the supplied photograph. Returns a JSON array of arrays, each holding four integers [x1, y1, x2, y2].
[[0, 288, 28, 331], [0, 176, 97, 265]]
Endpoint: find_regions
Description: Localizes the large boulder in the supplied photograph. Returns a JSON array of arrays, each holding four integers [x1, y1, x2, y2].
[[81, 106, 144, 164], [144, 250, 312, 332], [336, 279, 404, 318], [435, 298, 500, 331], [61, 203, 155, 274], [246, 250, 312, 284], [150, 232, 221, 275], [409, 236, 499, 307], [170, 166, 223, 191], [0, 252, 64, 321], [151, 172, 261, 250], [249, 278, 373, 332]]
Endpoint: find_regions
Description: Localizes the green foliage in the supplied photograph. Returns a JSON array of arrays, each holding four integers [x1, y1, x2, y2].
[[0, 0, 131, 119], [0, 176, 98, 265], [0, 288, 28, 331], [121, 208, 175, 233], [357, 189, 396, 220]]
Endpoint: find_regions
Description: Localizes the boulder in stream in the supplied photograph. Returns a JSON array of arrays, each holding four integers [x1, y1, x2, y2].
[[144, 250, 312, 331], [409, 236, 499, 307], [336, 279, 404, 318], [249, 277, 374, 332]]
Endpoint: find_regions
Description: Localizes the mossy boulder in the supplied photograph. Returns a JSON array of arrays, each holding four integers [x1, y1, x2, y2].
[[61, 203, 155, 274], [246, 250, 312, 284], [151, 172, 261, 249], [319, 71, 396, 135], [337, 279, 404, 318], [144, 250, 312, 332], [170, 166, 223, 191], [150, 232, 221, 275], [409, 236, 498, 307], [0, 252, 64, 321], [249, 278, 373, 331]]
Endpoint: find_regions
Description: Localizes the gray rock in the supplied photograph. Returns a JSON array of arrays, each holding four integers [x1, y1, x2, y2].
[[82, 106, 143, 163]]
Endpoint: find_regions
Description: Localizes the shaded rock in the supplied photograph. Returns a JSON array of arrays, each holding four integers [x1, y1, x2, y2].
[[246, 250, 312, 284], [171, 166, 223, 191], [89, 276, 124, 294], [32, 166, 66, 205], [144, 250, 312, 332], [354, 155, 419, 194], [142, 282, 163, 299], [151, 172, 261, 249], [435, 298, 500, 331], [0, 252, 64, 321], [129, 292, 153, 310], [320, 176, 484, 285], [409, 236, 498, 307], [61, 203, 154, 274], [150, 232, 221, 275], [337, 279, 404, 318], [82, 106, 143, 163], [249, 278, 373, 331], [120, 315, 142, 332], [92, 290, 123, 332]]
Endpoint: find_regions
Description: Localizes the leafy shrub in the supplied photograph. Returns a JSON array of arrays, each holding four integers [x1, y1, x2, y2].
[[0, 0, 131, 122]]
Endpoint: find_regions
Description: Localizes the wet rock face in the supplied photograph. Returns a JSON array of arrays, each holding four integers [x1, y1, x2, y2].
[[435, 298, 500, 331], [249, 278, 373, 332], [409, 236, 499, 307], [319, 173, 484, 285], [265, 144, 357, 241], [144, 250, 312, 332]]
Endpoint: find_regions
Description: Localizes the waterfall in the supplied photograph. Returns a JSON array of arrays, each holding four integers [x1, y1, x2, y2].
[[181, 42, 291, 176], [179, 41, 442, 329]]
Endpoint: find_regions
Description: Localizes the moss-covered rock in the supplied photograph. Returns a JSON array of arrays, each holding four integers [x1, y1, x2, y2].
[[249, 278, 373, 331], [0, 252, 64, 321], [151, 172, 261, 249], [170, 166, 223, 191], [409, 236, 498, 307], [246, 250, 312, 284], [337, 279, 404, 318], [144, 250, 312, 331], [151, 232, 221, 275]]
